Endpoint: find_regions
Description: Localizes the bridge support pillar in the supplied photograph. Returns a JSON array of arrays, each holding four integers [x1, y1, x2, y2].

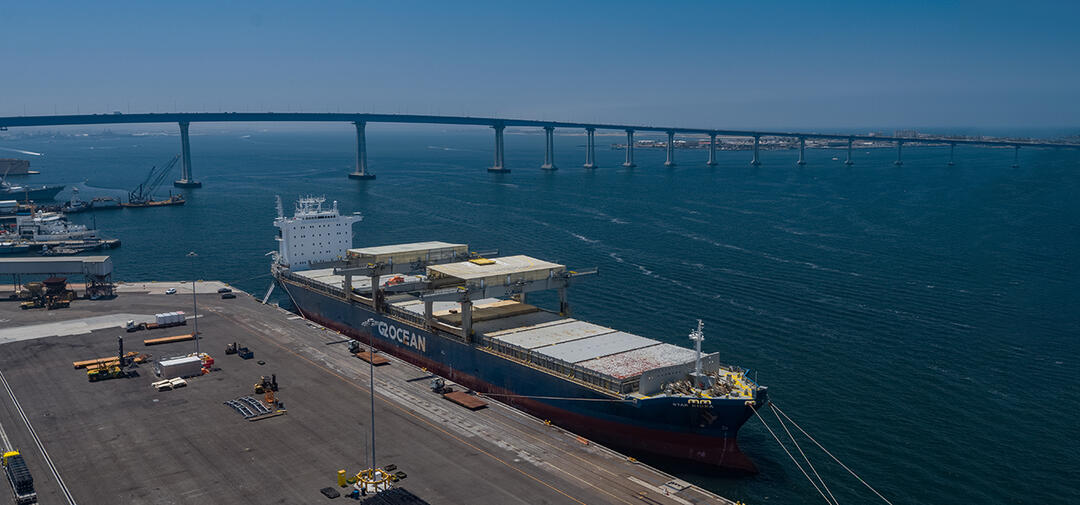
[[664, 131, 676, 167], [707, 134, 717, 166], [488, 124, 509, 173], [750, 135, 761, 166], [541, 126, 557, 170], [558, 287, 570, 316], [845, 137, 854, 166], [895, 141, 904, 166], [623, 130, 636, 168], [948, 143, 955, 166], [797, 137, 806, 166], [1012, 145, 1019, 168], [349, 121, 375, 180], [173, 121, 202, 188], [583, 128, 597, 169]]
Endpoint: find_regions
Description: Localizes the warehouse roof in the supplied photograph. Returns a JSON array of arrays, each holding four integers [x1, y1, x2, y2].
[[0, 256, 112, 276]]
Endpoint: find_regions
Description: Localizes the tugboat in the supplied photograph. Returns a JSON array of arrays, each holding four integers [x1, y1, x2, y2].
[[61, 188, 90, 213]]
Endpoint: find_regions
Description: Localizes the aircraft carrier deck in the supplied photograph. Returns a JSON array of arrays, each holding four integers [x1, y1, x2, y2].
[[0, 280, 739, 505]]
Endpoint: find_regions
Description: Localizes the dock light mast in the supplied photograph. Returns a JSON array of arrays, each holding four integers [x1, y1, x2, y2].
[[689, 320, 705, 390], [187, 251, 199, 355], [357, 318, 391, 494]]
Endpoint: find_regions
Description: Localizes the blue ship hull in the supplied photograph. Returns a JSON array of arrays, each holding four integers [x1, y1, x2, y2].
[[279, 275, 764, 472]]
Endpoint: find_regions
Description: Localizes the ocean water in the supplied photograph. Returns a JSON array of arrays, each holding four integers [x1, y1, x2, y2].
[[4, 128, 1078, 505]]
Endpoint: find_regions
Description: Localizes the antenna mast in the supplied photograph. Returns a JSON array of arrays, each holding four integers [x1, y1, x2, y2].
[[689, 320, 705, 390]]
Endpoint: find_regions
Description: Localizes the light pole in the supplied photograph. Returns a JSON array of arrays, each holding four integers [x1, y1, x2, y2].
[[187, 251, 199, 355], [360, 318, 377, 478]]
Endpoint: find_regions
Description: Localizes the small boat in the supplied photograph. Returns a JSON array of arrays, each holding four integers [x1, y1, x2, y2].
[[62, 188, 90, 213], [40, 245, 81, 256], [90, 196, 122, 210], [0, 241, 32, 254]]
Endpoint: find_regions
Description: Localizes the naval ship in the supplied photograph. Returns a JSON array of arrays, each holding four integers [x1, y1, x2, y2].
[[271, 197, 768, 472]]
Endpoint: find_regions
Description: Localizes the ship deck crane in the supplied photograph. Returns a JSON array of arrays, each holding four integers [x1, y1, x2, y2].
[[128, 154, 180, 205]]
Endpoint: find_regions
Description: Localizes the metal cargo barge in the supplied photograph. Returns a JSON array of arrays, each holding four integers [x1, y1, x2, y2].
[[271, 197, 768, 472]]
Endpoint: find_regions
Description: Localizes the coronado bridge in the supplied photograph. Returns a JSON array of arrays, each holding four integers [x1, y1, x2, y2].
[[1, 112, 1077, 187]]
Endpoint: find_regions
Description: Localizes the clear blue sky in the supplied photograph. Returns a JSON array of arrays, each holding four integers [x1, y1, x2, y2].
[[2, 1, 1078, 130]]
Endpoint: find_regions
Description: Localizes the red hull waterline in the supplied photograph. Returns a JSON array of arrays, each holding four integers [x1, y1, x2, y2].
[[307, 313, 759, 474]]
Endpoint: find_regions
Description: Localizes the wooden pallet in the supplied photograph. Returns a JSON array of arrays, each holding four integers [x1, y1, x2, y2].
[[443, 391, 487, 410], [355, 351, 390, 365]]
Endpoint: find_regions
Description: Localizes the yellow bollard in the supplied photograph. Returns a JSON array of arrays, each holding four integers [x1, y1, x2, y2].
[[337, 469, 347, 487]]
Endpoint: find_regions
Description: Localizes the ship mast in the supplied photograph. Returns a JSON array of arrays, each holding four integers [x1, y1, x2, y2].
[[689, 319, 704, 390]]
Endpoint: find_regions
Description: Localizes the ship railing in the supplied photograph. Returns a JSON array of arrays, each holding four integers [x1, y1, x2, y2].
[[385, 303, 426, 327], [283, 271, 345, 299]]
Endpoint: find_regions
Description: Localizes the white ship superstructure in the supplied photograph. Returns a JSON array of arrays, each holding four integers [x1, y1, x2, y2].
[[273, 196, 361, 270], [16, 211, 97, 241]]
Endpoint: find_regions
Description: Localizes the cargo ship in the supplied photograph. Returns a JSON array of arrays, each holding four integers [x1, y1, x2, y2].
[[271, 197, 768, 472]]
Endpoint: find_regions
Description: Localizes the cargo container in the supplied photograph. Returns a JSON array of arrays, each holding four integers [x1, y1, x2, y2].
[[154, 355, 203, 378]]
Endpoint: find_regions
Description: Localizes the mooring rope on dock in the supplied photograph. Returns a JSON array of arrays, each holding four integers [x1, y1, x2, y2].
[[750, 405, 834, 505], [771, 404, 895, 505]]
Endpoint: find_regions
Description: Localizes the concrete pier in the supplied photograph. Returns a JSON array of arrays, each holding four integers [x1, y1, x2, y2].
[[583, 127, 597, 169], [623, 129, 636, 168], [750, 135, 761, 166], [173, 121, 202, 188], [348, 121, 375, 180], [1012, 145, 1020, 168], [541, 126, 557, 171], [895, 140, 904, 166], [948, 142, 956, 166], [845, 137, 854, 166], [707, 134, 717, 166], [664, 131, 676, 167], [797, 137, 806, 166], [488, 123, 509, 173]]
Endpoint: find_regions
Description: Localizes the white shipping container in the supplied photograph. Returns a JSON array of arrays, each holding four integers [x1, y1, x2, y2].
[[154, 355, 203, 378], [155, 313, 167, 325], [174, 311, 186, 324]]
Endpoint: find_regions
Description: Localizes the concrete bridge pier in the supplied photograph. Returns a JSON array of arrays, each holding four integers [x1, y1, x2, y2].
[[541, 126, 557, 171], [750, 135, 761, 166], [348, 121, 375, 180], [894, 141, 904, 166], [623, 130, 636, 168], [948, 143, 956, 166], [664, 131, 676, 167], [797, 137, 806, 166], [583, 128, 597, 169], [1012, 145, 1020, 168], [844, 137, 854, 166], [488, 124, 509, 173], [173, 121, 202, 188], [707, 134, 717, 166]]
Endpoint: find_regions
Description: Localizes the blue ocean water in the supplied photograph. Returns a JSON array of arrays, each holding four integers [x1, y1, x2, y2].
[[4, 128, 1078, 504]]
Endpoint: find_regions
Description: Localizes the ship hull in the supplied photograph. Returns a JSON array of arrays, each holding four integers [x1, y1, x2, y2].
[[1, 185, 64, 202], [279, 274, 762, 472]]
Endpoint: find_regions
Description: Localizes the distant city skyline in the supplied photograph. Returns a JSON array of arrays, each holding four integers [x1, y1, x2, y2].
[[2, 1, 1078, 129]]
